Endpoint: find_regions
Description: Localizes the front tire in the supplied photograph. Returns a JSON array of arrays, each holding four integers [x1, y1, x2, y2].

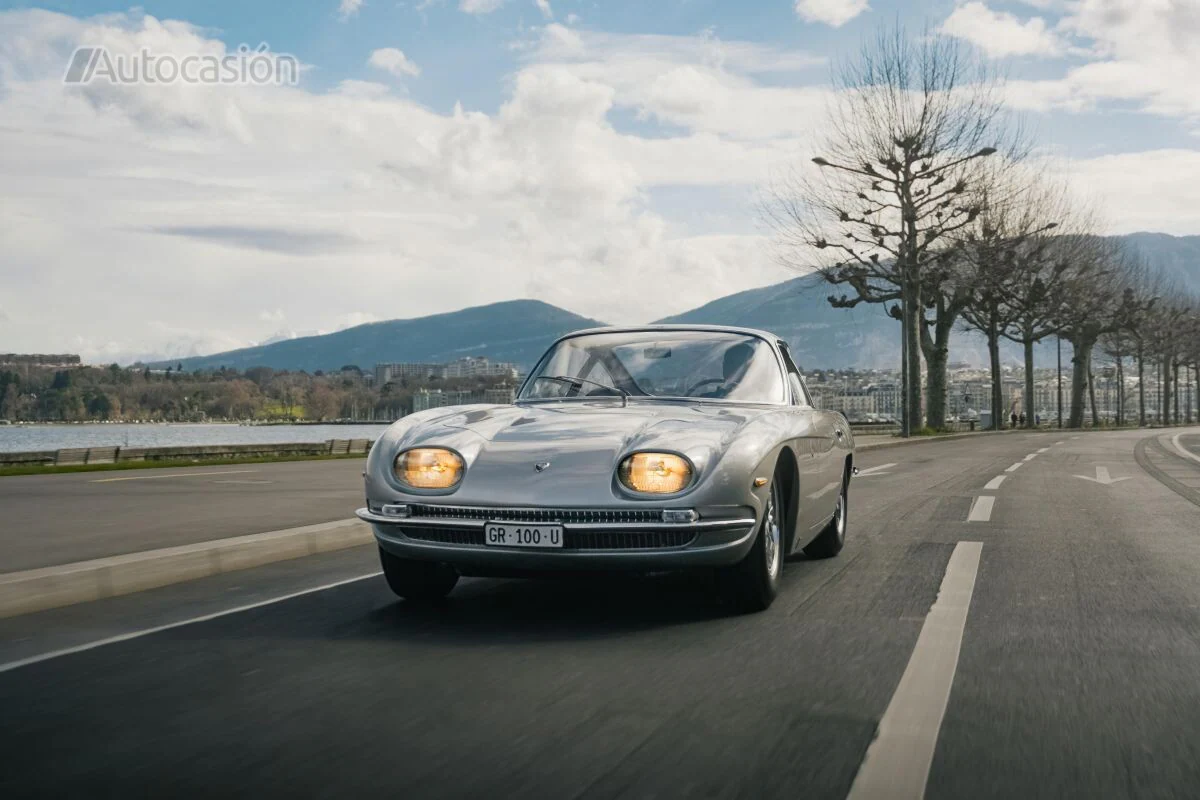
[[804, 467, 848, 559], [718, 474, 784, 613], [379, 547, 459, 601]]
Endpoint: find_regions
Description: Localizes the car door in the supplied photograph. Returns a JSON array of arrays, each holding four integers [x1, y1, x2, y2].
[[777, 343, 835, 534], [778, 343, 840, 532]]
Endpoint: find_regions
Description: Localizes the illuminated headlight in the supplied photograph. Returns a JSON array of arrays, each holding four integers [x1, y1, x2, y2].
[[618, 452, 693, 494], [395, 448, 464, 490]]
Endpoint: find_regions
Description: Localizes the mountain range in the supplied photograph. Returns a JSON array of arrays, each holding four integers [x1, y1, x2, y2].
[[166, 233, 1200, 372]]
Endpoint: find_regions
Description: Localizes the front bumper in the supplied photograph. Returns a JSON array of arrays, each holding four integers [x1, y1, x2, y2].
[[356, 505, 759, 572]]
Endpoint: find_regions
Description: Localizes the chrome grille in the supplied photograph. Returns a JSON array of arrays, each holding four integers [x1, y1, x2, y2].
[[399, 526, 694, 550], [408, 505, 663, 525]]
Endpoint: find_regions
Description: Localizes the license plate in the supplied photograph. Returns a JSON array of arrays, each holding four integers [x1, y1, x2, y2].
[[484, 522, 564, 548]]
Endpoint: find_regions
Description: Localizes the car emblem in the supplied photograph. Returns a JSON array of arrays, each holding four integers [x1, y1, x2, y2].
[[534, 461, 551, 472]]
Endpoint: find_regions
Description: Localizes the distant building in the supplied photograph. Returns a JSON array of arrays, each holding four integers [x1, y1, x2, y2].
[[375, 363, 442, 386], [375, 357, 519, 386], [442, 357, 520, 379], [412, 384, 516, 413]]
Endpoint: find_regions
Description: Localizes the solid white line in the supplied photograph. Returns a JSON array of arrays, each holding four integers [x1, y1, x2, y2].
[[1023, 453, 1039, 461], [1170, 433, 1200, 465], [846, 541, 983, 800], [856, 463, 897, 477], [0, 572, 381, 674], [983, 475, 1006, 491], [1005, 462, 1023, 473], [90, 469, 259, 483], [967, 496, 995, 522]]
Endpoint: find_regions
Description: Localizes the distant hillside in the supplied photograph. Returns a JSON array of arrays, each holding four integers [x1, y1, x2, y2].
[[168, 233, 1197, 372], [167, 300, 606, 373], [1118, 233, 1200, 293]]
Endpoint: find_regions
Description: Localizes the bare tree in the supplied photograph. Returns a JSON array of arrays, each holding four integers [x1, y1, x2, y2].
[[766, 23, 1022, 434], [1053, 241, 1149, 428]]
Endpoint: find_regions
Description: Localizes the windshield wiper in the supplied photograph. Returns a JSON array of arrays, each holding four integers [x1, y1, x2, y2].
[[533, 375, 629, 407]]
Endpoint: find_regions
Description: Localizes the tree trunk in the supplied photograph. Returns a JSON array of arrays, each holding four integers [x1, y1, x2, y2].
[[903, 281, 923, 433], [1088, 356, 1099, 427], [1023, 333, 1036, 428], [1137, 342, 1146, 427], [1162, 357, 1171, 426], [1068, 337, 1091, 429], [920, 301, 954, 431], [1114, 346, 1123, 427], [1174, 360, 1181, 424], [988, 320, 1003, 431]]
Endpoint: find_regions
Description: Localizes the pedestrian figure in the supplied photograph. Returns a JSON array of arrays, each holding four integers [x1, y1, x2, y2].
[[1010, 411, 1018, 428]]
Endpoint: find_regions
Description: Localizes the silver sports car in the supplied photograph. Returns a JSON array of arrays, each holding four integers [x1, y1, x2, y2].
[[357, 325, 854, 612]]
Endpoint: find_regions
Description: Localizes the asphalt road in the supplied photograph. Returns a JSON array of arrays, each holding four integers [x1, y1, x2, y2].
[[2, 428, 1200, 798], [0, 459, 367, 571]]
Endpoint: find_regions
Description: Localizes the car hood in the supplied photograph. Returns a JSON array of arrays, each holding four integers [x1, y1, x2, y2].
[[371, 400, 778, 506]]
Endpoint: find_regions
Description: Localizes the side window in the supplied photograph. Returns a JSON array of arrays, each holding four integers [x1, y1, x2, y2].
[[778, 344, 811, 407]]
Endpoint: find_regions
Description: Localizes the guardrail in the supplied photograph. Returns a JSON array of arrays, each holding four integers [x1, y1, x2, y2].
[[0, 439, 375, 468]]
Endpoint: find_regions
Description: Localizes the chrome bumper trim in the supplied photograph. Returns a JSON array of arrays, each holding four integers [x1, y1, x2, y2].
[[355, 508, 754, 531]]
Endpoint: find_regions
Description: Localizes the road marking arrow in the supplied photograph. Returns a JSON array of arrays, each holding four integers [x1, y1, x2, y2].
[[855, 463, 896, 477], [1073, 466, 1131, 486]]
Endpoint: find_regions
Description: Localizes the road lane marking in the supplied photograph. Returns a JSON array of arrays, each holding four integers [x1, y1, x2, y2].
[[1005, 462, 1023, 473], [846, 541, 983, 800], [1074, 466, 1131, 486], [983, 476, 1006, 491], [855, 463, 897, 478], [1023, 453, 1039, 461], [967, 496, 995, 522], [89, 470, 259, 484], [0, 572, 381, 674], [1055, 441, 1065, 445], [1037, 447, 1049, 453], [1171, 433, 1200, 465]]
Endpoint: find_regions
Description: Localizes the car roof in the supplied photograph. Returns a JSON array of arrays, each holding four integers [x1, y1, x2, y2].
[[555, 324, 784, 345]]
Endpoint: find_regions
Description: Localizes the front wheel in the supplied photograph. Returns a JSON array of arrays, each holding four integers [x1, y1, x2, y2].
[[379, 548, 459, 601], [718, 474, 784, 613]]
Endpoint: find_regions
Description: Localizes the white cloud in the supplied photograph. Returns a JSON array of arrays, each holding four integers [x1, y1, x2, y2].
[[534, 0, 552, 20], [793, 0, 869, 28], [0, 9, 798, 362], [995, 0, 1200, 123], [940, 2, 1063, 58], [565, 13, 580, 25], [338, 0, 363, 21], [368, 47, 421, 78], [460, 0, 505, 14], [1054, 149, 1200, 236]]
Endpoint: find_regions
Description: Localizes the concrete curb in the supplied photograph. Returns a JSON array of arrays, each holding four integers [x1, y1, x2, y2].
[[857, 429, 1025, 451], [0, 519, 373, 619]]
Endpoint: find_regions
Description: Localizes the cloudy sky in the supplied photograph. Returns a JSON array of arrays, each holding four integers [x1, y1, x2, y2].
[[1, 0, 1198, 364]]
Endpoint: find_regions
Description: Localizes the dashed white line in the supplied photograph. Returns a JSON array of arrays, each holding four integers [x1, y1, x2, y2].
[[1005, 462, 1023, 473], [1055, 441, 1065, 445], [1037, 447, 1049, 453], [0, 572, 381, 674], [967, 496, 995, 522], [983, 475, 1006, 491], [1023, 453, 1039, 461], [855, 463, 897, 477], [846, 541, 983, 800]]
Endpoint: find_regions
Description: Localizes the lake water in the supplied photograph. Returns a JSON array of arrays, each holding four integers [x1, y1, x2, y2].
[[0, 423, 393, 454]]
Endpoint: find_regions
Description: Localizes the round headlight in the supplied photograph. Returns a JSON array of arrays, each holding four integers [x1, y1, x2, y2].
[[618, 452, 693, 494], [395, 448, 464, 490]]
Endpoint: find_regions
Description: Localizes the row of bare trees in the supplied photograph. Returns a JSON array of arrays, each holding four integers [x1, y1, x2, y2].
[[765, 23, 1199, 432]]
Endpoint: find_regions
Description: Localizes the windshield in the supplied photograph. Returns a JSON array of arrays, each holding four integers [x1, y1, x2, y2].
[[520, 331, 787, 403]]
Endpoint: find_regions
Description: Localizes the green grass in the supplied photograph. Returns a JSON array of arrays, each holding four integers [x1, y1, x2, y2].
[[0, 452, 367, 478]]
